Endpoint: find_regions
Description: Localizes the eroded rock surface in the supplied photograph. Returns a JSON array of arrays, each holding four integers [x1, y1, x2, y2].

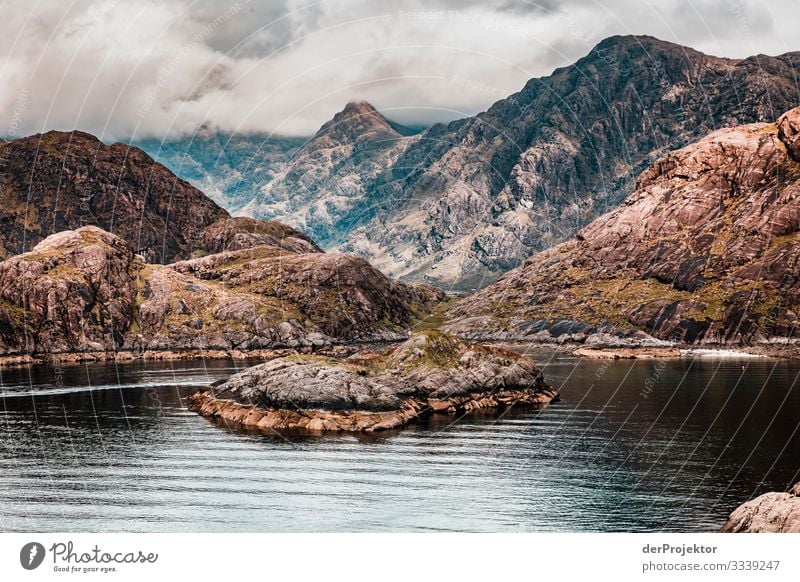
[[189, 332, 558, 432], [242, 101, 416, 248], [722, 482, 800, 532], [0, 130, 227, 262], [446, 107, 800, 345], [0, 226, 444, 356]]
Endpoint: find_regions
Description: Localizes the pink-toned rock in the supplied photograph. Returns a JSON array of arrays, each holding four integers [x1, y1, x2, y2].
[[778, 107, 800, 161], [722, 482, 800, 532], [446, 107, 800, 345]]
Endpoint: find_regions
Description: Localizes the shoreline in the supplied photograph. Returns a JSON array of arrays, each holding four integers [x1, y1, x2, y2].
[[3, 339, 797, 369], [0, 345, 358, 369], [493, 341, 799, 360], [188, 386, 559, 433]]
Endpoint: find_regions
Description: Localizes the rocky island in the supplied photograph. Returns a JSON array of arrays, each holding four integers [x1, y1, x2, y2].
[[188, 331, 558, 432], [722, 482, 800, 533]]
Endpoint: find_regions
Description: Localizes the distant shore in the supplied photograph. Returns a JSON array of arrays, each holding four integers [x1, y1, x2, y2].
[[572, 346, 773, 359], [3, 337, 798, 370], [0, 345, 357, 369]]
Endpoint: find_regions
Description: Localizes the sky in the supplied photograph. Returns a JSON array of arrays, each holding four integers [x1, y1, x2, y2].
[[0, 0, 797, 140]]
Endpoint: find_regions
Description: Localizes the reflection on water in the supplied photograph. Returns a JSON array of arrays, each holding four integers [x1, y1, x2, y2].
[[1, 349, 798, 532]]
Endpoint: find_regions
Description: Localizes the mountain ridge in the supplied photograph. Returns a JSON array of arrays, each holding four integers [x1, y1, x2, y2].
[[0, 129, 228, 263], [445, 106, 800, 345], [135, 34, 800, 289]]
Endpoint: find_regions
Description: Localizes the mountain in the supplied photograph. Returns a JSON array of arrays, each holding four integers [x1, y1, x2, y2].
[[341, 36, 800, 289], [134, 130, 305, 212], [189, 330, 557, 433], [0, 130, 227, 263], [201, 36, 793, 289], [240, 101, 417, 247], [445, 106, 800, 346], [0, 222, 444, 357]]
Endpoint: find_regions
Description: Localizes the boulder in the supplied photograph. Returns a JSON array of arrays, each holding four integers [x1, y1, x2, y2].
[[722, 482, 800, 533]]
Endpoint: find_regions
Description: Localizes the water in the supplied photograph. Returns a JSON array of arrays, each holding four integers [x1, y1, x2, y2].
[[1, 349, 799, 532]]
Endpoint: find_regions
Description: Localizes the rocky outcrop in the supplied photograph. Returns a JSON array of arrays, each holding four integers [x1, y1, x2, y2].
[[170, 245, 445, 340], [188, 331, 558, 432], [722, 482, 800, 532], [196, 216, 321, 255], [0, 225, 445, 356], [0, 226, 139, 354], [0, 130, 227, 262], [446, 107, 800, 345]]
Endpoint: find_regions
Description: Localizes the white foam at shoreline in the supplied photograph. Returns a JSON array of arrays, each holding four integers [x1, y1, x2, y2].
[[680, 348, 764, 358]]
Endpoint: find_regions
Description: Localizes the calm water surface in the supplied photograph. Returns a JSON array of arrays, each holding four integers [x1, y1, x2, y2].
[[1, 349, 799, 532]]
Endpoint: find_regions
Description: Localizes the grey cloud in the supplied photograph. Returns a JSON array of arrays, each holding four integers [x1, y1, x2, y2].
[[0, 0, 796, 141]]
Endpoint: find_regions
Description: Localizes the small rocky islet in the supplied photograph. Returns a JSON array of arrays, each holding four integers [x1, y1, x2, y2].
[[188, 331, 558, 432]]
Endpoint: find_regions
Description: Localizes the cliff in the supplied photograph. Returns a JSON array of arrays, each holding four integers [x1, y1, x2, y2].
[[446, 107, 800, 345]]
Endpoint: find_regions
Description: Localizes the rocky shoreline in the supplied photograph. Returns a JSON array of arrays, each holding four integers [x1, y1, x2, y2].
[[0, 345, 358, 369], [188, 332, 558, 433], [3, 337, 795, 369], [722, 482, 800, 533]]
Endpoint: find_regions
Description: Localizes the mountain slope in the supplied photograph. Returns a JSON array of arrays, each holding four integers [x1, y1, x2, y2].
[[445, 107, 800, 345], [240, 101, 416, 247], [0, 224, 444, 356], [135, 130, 305, 212], [0, 130, 227, 263], [342, 35, 800, 289]]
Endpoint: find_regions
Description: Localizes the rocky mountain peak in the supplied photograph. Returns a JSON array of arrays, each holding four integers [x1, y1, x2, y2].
[[590, 34, 709, 56], [340, 100, 381, 117], [319, 100, 403, 142]]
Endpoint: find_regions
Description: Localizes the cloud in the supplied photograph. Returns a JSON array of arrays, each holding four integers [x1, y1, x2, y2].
[[0, 0, 796, 140]]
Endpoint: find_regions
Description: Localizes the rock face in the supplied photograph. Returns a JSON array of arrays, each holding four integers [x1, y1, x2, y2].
[[722, 482, 800, 532], [241, 101, 416, 247], [0, 225, 444, 356], [0, 227, 140, 354], [188, 331, 558, 432], [0, 130, 228, 262], [170, 246, 445, 340], [446, 107, 800, 345], [196, 216, 321, 255], [135, 130, 305, 212], [221, 36, 800, 289]]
